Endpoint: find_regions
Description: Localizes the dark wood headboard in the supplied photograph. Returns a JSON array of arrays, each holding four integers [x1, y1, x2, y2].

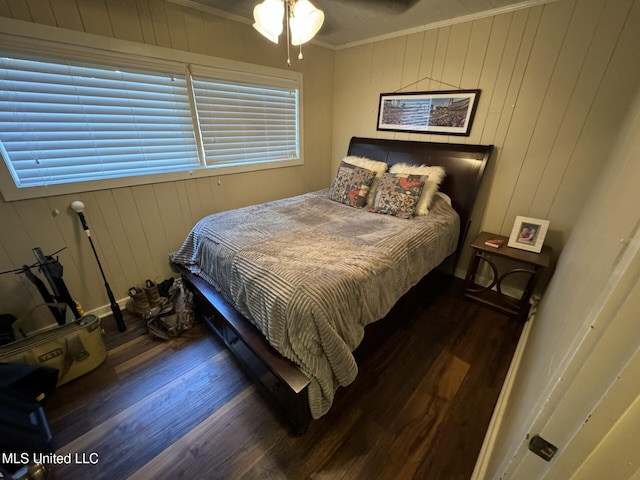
[[347, 137, 493, 253]]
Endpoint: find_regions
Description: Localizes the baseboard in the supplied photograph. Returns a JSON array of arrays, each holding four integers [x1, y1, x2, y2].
[[84, 275, 180, 319], [85, 297, 129, 319], [470, 306, 536, 480], [454, 266, 467, 280]]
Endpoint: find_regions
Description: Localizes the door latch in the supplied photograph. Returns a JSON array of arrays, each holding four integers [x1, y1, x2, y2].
[[529, 435, 558, 461]]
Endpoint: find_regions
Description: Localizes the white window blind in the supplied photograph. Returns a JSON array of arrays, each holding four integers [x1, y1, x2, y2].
[[0, 56, 200, 188], [191, 76, 299, 167]]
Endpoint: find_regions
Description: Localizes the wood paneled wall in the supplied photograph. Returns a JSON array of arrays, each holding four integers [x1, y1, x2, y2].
[[484, 34, 640, 480], [0, 0, 334, 316], [1, 0, 638, 317], [331, 0, 640, 276]]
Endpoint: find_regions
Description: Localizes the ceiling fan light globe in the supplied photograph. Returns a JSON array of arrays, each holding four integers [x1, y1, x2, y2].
[[290, 1, 324, 46], [253, 0, 284, 43], [253, 22, 281, 43]]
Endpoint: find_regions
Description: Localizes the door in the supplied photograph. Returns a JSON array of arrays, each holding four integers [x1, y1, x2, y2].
[[504, 232, 640, 478]]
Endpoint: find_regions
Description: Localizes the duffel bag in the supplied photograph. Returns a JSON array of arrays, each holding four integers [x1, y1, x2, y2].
[[0, 304, 106, 386]]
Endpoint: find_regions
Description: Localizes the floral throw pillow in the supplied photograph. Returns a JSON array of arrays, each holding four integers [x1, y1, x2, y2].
[[369, 172, 426, 219], [389, 163, 445, 216], [329, 161, 377, 208]]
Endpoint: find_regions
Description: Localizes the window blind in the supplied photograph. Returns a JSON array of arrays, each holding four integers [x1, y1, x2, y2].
[[191, 77, 299, 167], [0, 56, 200, 188]]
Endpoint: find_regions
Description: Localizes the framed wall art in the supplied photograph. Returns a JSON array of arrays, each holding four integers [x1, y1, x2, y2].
[[508, 216, 550, 253], [376, 89, 480, 136]]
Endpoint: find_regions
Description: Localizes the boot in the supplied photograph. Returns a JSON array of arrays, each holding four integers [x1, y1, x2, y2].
[[143, 279, 161, 307], [126, 286, 150, 316]]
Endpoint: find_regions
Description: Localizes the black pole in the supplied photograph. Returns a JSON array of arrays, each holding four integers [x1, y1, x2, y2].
[[72, 204, 126, 332]]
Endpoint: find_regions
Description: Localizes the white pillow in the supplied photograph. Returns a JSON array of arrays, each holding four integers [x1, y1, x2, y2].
[[342, 156, 388, 204], [436, 191, 452, 206], [389, 163, 446, 215]]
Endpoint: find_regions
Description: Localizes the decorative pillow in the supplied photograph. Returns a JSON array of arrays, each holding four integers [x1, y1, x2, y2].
[[436, 191, 452, 206], [328, 161, 377, 208], [341, 155, 389, 205], [389, 163, 446, 215], [369, 172, 426, 219]]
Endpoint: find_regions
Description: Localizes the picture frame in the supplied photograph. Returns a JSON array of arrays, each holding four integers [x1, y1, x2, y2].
[[376, 89, 480, 136], [508, 216, 550, 253]]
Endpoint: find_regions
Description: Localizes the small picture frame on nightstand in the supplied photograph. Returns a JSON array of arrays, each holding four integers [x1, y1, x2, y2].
[[508, 216, 550, 253]]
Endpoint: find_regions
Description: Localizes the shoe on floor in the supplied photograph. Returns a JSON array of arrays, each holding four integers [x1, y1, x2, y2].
[[143, 279, 161, 307], [126, 286, 151, 317]]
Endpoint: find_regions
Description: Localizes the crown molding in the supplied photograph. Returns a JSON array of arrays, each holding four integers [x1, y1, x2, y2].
[[166, 0, 254, 26], [334, 0, 560, 50]]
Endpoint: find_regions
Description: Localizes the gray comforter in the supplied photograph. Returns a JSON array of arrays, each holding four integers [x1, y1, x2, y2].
[[169, 189, 459, 418]]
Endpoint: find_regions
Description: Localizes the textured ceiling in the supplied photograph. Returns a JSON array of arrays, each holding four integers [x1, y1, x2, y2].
[[170, 0, 552, 48]]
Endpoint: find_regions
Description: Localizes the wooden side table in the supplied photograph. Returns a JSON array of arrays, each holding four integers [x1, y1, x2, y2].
[[464, 231, 552, 320]]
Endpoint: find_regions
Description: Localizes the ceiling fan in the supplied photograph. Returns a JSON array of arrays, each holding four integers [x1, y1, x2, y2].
[[252, 0, 420, 65]]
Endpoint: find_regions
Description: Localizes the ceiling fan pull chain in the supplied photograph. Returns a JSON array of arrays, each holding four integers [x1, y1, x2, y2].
[[286, 0, 292, 66]]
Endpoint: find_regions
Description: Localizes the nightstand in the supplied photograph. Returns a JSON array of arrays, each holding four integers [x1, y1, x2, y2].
[[464, 231, 552, 320]]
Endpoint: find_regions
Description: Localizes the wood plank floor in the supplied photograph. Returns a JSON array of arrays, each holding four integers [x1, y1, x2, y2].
[[43, 275, 522, 480]]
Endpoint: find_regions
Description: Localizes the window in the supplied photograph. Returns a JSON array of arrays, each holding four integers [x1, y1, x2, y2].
[[0, 57, 200, 188], [192, 76, 299, 168], [0, 20, 302, 201]]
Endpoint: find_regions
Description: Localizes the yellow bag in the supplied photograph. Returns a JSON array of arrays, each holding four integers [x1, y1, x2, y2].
[[0, 304, 106, 386]]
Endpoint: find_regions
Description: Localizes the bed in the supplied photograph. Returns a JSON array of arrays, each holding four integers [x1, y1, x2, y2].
[[170, 137, 493, 434]]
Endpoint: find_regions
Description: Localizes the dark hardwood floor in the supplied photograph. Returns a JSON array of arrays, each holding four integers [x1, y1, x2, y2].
[[43, 275, 522, 480]]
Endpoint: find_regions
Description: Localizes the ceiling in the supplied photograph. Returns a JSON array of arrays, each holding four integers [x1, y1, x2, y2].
[[169, 0, 554, 49]]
